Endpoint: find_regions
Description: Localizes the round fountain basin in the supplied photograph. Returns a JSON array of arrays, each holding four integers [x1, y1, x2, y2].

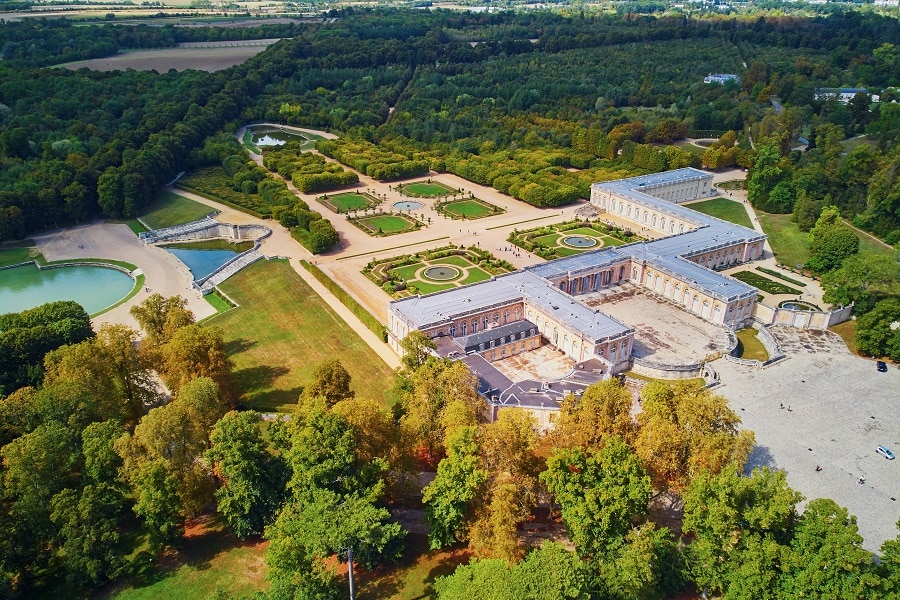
[[562, 235, 598, 248], [393, 201, 423, 211], [423, 266, 461, 281]]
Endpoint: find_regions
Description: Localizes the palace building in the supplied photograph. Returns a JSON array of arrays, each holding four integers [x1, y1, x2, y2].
[[388, 168, 765, 387]]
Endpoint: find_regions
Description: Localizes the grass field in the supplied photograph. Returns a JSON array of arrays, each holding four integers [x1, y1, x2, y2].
[[207, 259, 395, 412], [320, 192, 377, 213], [400, 181, 456, 197], [731, 270, 802, 296], [354, 215, 419, 236], [830, 319, 858, 354], [757, 211, 895, 268], [716, 180, 746, 191], [736, 328, 769, 361], [140, 191, 215, 230], [0, 244, 40, 268], [756, 212, 811, 268], [104, 517, 267, 600], [685, 198, 753, 229], [437, 198, 502, 220]]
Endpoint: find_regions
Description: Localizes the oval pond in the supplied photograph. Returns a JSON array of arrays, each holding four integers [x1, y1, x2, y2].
[[393, 201, 423, 211], [423, 266, 461, 281], [0, 264, 134, 315], [562, 235, 598, 248]]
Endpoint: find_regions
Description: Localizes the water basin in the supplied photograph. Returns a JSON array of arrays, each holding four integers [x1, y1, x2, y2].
[[562, 235, 598, 248], [393, 201, 423, 211], [164, 247, 243, 281], [423, 266, 461, 281], [0, 264, 134, 315], [251, 129, 307, 147], [779, 300, 819, 311]]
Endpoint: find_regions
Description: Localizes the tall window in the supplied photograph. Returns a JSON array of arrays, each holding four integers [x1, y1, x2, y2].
[[461, 322, 467, 336], [449, 325, 456, 337], [472, 320, 478, 333]]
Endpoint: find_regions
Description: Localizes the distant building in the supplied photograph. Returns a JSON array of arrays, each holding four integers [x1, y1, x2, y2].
[[704, 73, 740, 85], [814, 88, 880, 104]]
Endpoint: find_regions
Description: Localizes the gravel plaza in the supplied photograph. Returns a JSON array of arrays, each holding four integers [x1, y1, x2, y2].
[[714, 327, 900, 550]]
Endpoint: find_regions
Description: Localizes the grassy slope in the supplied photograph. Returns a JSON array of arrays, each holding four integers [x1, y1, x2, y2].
[[140, 191, 215, 230], [736, 328, 769, 361], [685, 198, 753, 229], [0, 244, 41, 268], [208, 259, 395, 412], [104, 518, 267, 600]]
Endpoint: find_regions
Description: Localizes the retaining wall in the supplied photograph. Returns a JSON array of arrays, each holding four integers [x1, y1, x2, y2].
[[754, 302, 853, 329]]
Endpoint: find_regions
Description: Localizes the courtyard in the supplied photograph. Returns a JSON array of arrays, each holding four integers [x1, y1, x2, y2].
[[714, 327, 900, 550], [583, 284, 730, 365], [492, 345, 576, 382], [510, 221, 637, 260]]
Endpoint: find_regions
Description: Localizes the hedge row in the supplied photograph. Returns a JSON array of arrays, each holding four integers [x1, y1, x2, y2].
[[300, 260, 387, 342]]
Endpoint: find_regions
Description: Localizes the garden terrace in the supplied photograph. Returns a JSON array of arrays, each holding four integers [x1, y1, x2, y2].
[[730, 270, 802, 296], [350, 213, 423, 237], [435, 197, 504, 220], [364, 246, 514, 298], [317, 191, 380, 214], [509, 221, 637, 259]]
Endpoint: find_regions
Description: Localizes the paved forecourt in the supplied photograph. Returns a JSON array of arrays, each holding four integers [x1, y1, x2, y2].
[[714, 327, 900, 551]]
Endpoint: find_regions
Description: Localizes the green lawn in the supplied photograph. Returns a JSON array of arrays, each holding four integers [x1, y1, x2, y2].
[[564, 227, 605, 238], [441, 199, 497, 219], [460, 267, 491, 285], [140, 191, 215, 230], [207, 259, 395, 412], [532, 233, 561, 247], [730, 270, 802, 296], [392, 262, 424, 280], [757, 211, 895, 268], [756, 211, 811, 268], [686, 198, 753, 229], [402, 181, 455, 197], [410, 280, 457, 294], [433, 255, 471, 268], [321, 192, 375, 213], [736, 328, 768, 361], [0, 244, 40, 268], [357, 215, 417, 235], [717, 180, 745, 191], [104, 517, 267, 600]]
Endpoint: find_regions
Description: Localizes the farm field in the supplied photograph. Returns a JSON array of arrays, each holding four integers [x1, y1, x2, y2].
[[208, 259, 395, 412], [61, 43, 275, 72], [685, 197, 753, 229], [139, 191, 215, 230]]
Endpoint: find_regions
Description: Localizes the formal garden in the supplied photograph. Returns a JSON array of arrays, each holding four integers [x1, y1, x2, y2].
[[350, 212, 423, 237], [434, 196, 504, 220], [394, 179, 457, 198], [364, 245, 515, 297], [730, 270, 803, 296], [317, 191, 380, 214], [509, 220, 639, 259]]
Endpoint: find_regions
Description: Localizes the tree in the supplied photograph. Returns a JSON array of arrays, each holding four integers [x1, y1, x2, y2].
[[551, 379, 635, 449], [748, 140, 789, 212], [434, 558, 523, 599], [400, 358, 482, 459], [301, 358, 354, 407], [780, 498, 875, 599], [129, 294, 194, 346], [597, 522, 683, 600], [822, 253, 900, 314], [874, 520, 900, 599], [541, 436, 651, 557], [683, 466, 801, 597], [206, 411, 287, 538], [806, 206, 859, 273], [43, 324, 160, 425], [855, 297, 900, 361], [159, 325, 234, 398], [422, 426, 488, 549], [634, 380, 754, 491], [399, 330, 436, 370]]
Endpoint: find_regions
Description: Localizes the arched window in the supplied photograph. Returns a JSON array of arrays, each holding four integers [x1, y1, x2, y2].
[[493, 313, 499, 324], [449, 325, 456, 337], [483, 317, 489, 330], [503, 310, 510, 324], [461, 322, 467, 336], [652, 215, 657, 227], [472, 320, 478, 333]]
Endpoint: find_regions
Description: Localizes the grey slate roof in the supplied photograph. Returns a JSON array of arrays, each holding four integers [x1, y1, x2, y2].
[[456, 319, 537, 352]]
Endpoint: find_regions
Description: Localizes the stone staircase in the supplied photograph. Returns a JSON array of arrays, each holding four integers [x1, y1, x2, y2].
[[139, 216, 217, 244], [196, 250, 265, 294]]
